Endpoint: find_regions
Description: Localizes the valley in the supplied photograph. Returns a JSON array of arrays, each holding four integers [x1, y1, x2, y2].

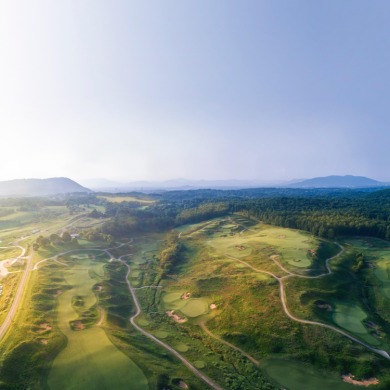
[[0, 192, 390, 389]]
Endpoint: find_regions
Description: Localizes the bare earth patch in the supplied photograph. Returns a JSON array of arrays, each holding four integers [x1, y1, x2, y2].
[[179, 380, 188, 389], [235, 245, 246, 251], [40, 339, 49, 345], [342, 374, 379, 387]]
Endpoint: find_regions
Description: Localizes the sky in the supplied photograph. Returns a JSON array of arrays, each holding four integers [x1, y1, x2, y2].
[[1, 0, 390, 183]]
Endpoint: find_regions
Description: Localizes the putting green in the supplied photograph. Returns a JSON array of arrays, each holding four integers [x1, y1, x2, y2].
[[262, 359, 354, 390], [193, 361, 206, 369], [155, 330, 169, 339], [180, 299, 208, 317], [137, 319, 150, 327], [175, 342, 189, 352], [163, 292, 184, 303], [48, 254, 148, 390]]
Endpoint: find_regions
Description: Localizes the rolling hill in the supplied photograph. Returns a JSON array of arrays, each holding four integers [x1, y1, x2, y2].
[[290, 175, 385, 188], [0, 178, 92, 197]]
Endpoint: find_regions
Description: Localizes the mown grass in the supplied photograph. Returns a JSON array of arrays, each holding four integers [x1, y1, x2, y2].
[[159, 216, 390, 388], [4, 210, 390, 389], [98, 195, 156, 204], [262, 358, 355, 390]]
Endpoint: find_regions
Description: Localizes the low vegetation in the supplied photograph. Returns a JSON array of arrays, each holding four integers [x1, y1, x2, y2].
[[1, 190, 390, 389]]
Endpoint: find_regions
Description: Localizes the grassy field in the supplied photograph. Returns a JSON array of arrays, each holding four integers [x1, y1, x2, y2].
[[48, 253, 148, 390], [98, 195, 155, 204], [160, 216, 390, 388], [3, 207, 390, 389], [179, 217, 319, 271], [342, 238, 390, 302], [262, 359, 355, 390]]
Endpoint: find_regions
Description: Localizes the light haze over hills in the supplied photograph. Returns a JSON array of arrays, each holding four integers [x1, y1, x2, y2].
[[80, 175, 389, 192], [0, 175, 385, 196], [1, 1, 390, 182], [0, 178, 91, 197]]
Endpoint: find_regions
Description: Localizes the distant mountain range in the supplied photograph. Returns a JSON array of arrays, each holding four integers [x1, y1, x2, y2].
[[81, 175, 388, 192], [81, 178, 289, 192], [0, 175, 385, 197], [0, 178, 91, 197], [288, 175, 385, 188]]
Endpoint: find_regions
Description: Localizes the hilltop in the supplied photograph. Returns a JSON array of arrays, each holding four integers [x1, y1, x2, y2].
[[0, 177, 91, 197], [289, 175, 385, 188]]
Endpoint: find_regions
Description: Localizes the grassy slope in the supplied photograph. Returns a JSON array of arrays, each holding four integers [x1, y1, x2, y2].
[[48, 254, 148, 390], [160, 216, 390, 389]]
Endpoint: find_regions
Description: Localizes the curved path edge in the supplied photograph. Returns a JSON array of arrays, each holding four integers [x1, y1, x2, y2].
[[226, 243, 390, 361]]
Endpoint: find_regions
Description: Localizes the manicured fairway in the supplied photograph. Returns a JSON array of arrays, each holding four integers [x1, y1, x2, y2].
[[205, 218, 317, 268], [332, 302, 380, 346], [374, 258, 390, 298], [343, 237, 390, 300], [47, 255, 148, 390], [332, 303, 367, 334], [262, 359, 355, 390]]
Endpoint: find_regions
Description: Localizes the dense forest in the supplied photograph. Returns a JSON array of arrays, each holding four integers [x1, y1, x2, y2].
[[63, 187, 390, 242], [38, 188, 390, 241]]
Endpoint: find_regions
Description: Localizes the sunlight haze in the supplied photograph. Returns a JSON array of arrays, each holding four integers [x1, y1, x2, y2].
[[1, 0, 389, 182]]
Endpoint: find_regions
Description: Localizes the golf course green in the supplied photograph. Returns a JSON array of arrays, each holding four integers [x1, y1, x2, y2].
[[47, 252, 148, 390], [205, 220, 317, 268]]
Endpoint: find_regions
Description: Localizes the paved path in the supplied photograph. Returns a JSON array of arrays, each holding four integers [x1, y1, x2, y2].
[[0, 248, 32, 341], [200, 322, 259, 366], [226, 243, 390, 361], [117, 255, 224, 390], [34, 244, 224, 390]]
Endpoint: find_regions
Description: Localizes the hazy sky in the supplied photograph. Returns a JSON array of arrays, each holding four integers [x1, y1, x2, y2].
[[1, 1, 390, 182]]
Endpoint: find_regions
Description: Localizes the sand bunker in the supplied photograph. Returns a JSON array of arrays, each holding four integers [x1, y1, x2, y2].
[[315, 300, 333, 311], [181, 292, 191, 300], [342, 374, 379, 386], [71, 321, 86, 330], [37, 323, 52, 333], [210, 303, 217, 310], [166, 310, 187, 323]]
